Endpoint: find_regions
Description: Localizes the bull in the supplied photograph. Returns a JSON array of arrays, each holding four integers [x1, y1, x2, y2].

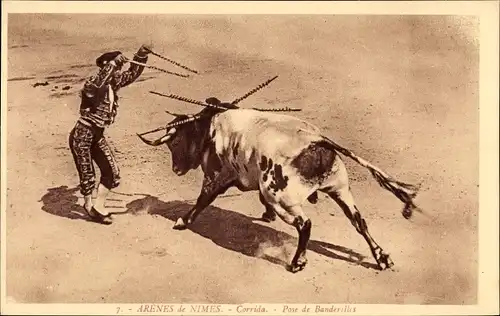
[[137, 96, 421, 273]]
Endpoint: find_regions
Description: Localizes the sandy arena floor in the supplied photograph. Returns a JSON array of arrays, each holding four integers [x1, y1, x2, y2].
[[5, 14, 479, 304]]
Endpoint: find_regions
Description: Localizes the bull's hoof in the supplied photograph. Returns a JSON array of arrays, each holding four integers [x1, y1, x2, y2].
[[261, 211, 276, 223], [286, 257, 308, 273], [376, 252, 394, 270], [402, 208, 412, 219], [402, 202, 421, 220], [173, 218, 187, 230]]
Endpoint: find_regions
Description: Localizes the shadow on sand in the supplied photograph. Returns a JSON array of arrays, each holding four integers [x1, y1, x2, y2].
[[39, 185, 131, 225], [125, 195, 379, 270], [39, 185, 89, 221], [40, 186, 378, 270]]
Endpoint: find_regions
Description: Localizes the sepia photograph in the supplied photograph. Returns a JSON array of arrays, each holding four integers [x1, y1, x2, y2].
[[1, 1, 498, 315]]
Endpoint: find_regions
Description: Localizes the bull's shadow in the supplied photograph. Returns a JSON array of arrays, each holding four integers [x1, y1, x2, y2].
[[125, 195, 379, 270]]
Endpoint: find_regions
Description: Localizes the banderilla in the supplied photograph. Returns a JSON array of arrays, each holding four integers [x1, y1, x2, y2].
[[136, 125, 168, 137], [148, 50, 199, 74], [128, 60, 190, 78]]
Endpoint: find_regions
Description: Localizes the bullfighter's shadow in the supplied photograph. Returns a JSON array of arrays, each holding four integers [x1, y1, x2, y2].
[[125, 195, 379, 270], [40, 185, 89, 221], [39, 185, 131, 224]]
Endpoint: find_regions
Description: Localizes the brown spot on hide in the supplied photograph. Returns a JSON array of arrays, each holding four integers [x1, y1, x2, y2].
[[267, 158, 273, 171], [261, 156, 274, 182], [269, 164, 289, 192], [260, 156, 268, 171], [291, 141, 337, 183]]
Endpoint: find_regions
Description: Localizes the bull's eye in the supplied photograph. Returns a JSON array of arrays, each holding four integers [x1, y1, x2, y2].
[[170, 135, 181, 147]]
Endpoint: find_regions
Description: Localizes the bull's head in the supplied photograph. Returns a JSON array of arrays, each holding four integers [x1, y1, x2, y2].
[[137, 107, 220, 176]]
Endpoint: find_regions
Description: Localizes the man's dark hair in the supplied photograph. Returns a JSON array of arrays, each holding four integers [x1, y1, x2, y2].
[[95, 51, 123, 68]]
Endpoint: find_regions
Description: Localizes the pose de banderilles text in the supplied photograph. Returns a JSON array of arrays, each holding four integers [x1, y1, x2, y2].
[[69, 44, 152, 224]]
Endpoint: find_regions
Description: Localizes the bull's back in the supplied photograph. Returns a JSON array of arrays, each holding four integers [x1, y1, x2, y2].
[[213, 109, 322, 158], [210, 110, 324, 190]]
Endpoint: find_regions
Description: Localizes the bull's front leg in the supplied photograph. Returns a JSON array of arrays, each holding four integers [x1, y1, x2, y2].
[[173, 173, 236, 230]]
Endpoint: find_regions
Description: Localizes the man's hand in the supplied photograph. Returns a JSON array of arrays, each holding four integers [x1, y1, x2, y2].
[[113, 54, 129, 67], [138, 44, 153, 55]]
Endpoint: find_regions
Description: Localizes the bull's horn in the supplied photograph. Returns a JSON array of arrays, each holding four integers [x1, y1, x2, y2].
[[165, 110, 183, 117], [137, 128, 177, 146], [137, 133, 168, 146], [137, 133, 162, 146], [165, 111, 197, 118]]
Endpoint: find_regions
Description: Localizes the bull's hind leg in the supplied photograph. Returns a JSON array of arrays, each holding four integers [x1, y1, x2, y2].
[[261, 191, 311, 273], [259, 191, 277, 222], [259, 190, 318, 222], [173, 174, 236, 230], [287, 205, 312, 273], [323, 185, 394, 270], [279, 204, 311, 273]]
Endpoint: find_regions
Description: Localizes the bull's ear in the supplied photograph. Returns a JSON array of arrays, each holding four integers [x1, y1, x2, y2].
[[205, 97, 221, 105]]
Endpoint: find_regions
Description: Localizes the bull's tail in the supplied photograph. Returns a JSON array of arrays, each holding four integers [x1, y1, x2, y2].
[[321, 136, 422, 219]]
